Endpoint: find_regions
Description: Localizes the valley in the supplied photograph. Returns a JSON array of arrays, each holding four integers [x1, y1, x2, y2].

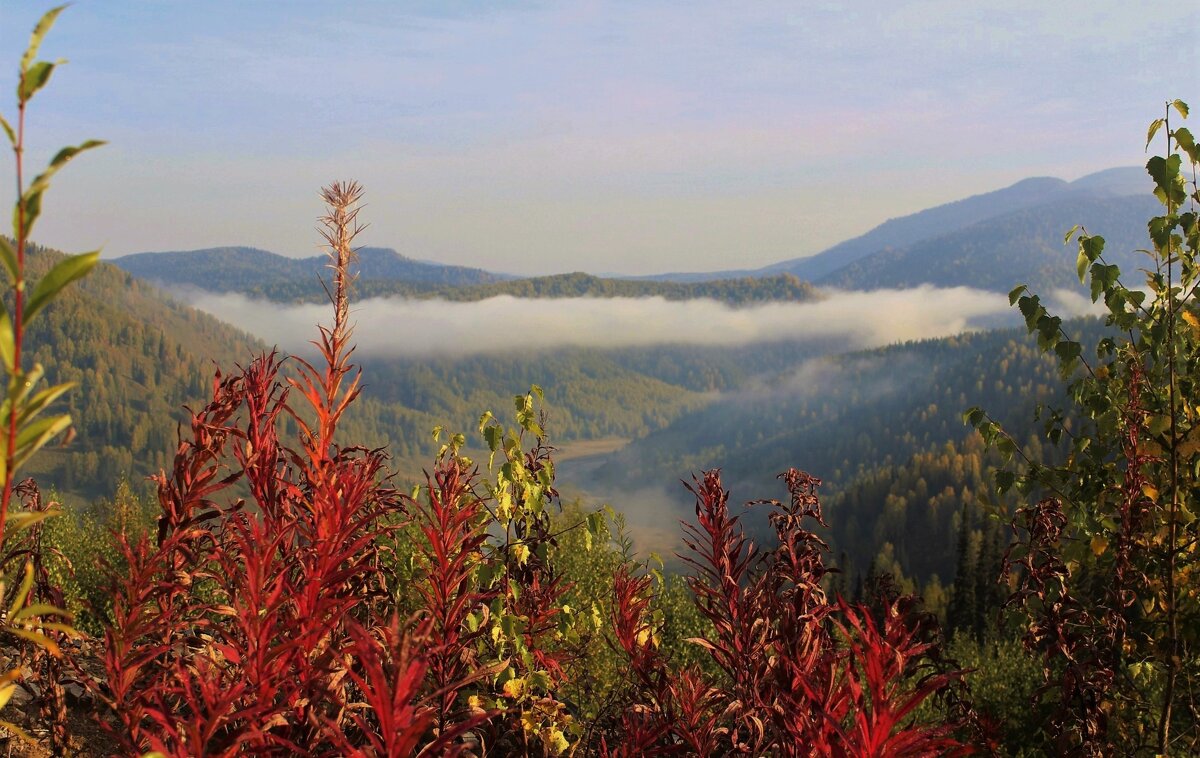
[[35, 167, 1149, 588]]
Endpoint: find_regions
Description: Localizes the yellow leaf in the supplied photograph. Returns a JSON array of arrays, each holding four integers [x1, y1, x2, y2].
[[1091, 535, 1108, 557], [544, 727, 570, 755], [1183, 309, 1200, 337], [503, 677, 525, 699], [1143, 484, 1160, 503], [512, 543, 531, 565], [521, 709, 538, 733]]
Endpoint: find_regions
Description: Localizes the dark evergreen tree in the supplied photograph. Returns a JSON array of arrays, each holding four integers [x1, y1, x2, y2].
[[947, 502, 977, 637]]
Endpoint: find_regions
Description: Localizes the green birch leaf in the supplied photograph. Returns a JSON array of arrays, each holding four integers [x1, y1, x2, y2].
[[963, 407, 985, 427], [0, 307, 12, 370], [24, 250, 99, 323], [18, 60, 62, 104], [1174, 127, 1199, 165], [1171, 99, 1189, 119], [1055, 340, 1081, 364], [0, 237, 16, 281], [1080, 234, 1105, 264], [1147, 118, 1164, 149], [26, 139, 106, 198], [17, 381, 74, 427], [21, 5, 67, 74], [0, 112, 13, 146], [13, 412, 71, 466]]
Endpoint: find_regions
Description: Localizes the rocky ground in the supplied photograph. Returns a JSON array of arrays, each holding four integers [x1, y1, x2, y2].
[[1, 639, 119, 757]]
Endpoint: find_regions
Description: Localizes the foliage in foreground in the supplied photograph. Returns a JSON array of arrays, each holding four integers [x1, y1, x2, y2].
[[84, 179, 969, 756], [603, 469, 981, 756], [969, 99, 1200, 755]]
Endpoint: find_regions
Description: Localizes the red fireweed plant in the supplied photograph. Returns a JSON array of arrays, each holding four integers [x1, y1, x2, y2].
[[607, 468, 978, 757], [99, 182, 464, 755]]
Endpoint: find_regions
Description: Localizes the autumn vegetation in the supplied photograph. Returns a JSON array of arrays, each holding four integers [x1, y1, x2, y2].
[[2, 7, 1199, 756]]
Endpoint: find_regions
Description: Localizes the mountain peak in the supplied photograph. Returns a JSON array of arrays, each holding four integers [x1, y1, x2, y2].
[[1069, 166, 1148, 197]]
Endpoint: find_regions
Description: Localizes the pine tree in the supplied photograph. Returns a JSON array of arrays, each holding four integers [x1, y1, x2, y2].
[[947, 501, 977, 637], [973, 517, 1002, 640]]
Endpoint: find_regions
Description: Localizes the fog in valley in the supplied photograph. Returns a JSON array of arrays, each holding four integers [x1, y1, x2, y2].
[[180, 284, 1102, 358]]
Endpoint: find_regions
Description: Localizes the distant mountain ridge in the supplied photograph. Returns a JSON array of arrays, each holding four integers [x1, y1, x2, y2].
[[633, 166, 1150, 284], [112, 245, 510, 292], [112, 166, 1155, 298], [112, 247, 821, 306], [819, 193, 1160, 292], [765, 167, 1149, 282], [763, 176, 1073, 282]]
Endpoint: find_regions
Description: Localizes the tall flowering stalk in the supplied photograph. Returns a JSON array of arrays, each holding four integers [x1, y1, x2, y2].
[[100, 183, 431, 754]]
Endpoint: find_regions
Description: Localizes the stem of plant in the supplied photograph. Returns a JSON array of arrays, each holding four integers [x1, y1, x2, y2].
[[1158, 103, 1179, 756], [1, 94, 28, 543]]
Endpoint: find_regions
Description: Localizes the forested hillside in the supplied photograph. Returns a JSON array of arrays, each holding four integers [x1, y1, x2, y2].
[[28, 233, 1086, 570], [591, 322, 1082, 490], [6, 5, 1197, 754], [582, 320, 1108, 587], [16, 243, 264, 499], [765, 175, 1078, 281], [412, 271, 819, 305], [236, 270, 819, 305]]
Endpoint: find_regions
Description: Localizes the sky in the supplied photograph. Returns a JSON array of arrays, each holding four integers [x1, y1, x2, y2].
[[0, 1, 1196, 276]]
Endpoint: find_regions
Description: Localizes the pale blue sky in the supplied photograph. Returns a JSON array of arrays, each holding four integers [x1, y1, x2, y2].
[[1, 1, 1195, 275]]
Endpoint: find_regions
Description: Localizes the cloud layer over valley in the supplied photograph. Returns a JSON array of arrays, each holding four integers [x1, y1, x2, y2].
[[180, 285, 1092, 358]]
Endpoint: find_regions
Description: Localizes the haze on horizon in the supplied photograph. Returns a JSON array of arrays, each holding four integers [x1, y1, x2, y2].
[[1, 1, 1195, 276]]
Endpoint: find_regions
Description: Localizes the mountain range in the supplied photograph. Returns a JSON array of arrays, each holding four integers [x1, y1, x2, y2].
[[110, 166, 1153, 299]]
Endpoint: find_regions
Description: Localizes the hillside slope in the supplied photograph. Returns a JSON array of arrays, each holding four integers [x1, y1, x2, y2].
[[819, 194, 1159, 291], [20, 244, 265, 500]]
